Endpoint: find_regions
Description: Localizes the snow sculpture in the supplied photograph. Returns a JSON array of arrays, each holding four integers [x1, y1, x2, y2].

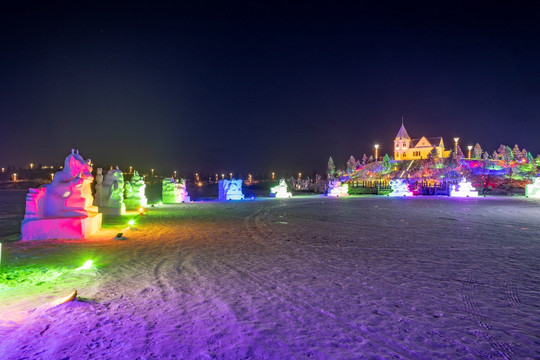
[[218, 179, 244, 200], [124, 170, 148, 209], [97, 167, 126, 215], [94, 168, 104, 207], [450, 178, 479, 197], [20, 150, 102, 240], [526, 177, 540, 198], [388, 179, 413, 197], [327, 180, 349, 197], [270, 179, 292, 198], [162, 178, 190, 203]]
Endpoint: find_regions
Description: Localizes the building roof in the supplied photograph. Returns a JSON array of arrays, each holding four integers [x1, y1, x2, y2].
[[410, 137, 444, 148], [395, 123, 410, 139]]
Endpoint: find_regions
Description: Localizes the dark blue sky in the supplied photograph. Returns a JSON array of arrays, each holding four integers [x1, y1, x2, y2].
[[1, 2, 539, 174]]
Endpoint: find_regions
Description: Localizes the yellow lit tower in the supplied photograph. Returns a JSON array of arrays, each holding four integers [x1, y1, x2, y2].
[[394, 118, 411, 160]]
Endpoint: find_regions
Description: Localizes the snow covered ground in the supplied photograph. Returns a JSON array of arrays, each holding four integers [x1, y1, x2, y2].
[[1, 195, 539, 359]]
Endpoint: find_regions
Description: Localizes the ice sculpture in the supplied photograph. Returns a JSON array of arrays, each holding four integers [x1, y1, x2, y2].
[[96, 167, 126, 215], [270, 179, 292, 198], [218, 179, 244, 200], [450, 178, 478, 197], [124, 170, 148, 209], [526, 177, 540, 198], [20, 150, 102, 240], [327, 180, 349, 197], [162, 178, 190, 203], [388, 179, 413, 196]]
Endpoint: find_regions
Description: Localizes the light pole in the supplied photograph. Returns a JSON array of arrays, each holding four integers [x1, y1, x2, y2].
[[453, 138, 459, 159], [12, 173, 17, 181], [272, 172, 275, 180], [151, 169, 154, 176], [467, 145, 473, 159], [374, 144, 379, 162]]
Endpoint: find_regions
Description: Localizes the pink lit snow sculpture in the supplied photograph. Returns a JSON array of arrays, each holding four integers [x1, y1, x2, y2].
[[162, 178, 190, 203], [388, 179, 413, 197], [327, 180, 349, 197], [95, 167, 126, 215], [525, 177, 540, 198], [450, 178, 479, 198], [218, 179, 244, 200], [21, 150, 102, 240]]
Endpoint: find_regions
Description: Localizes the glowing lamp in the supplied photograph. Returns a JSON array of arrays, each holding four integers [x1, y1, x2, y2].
[[138, 207, 144, 213], [30, 163, 34, 170], [272, 172, 275, 180], [374, 144, 379, 162], [1, 168, 4, 173], [12, 173, 17, 181], [50, 173, 54, 180], [229, 172, 233, 179], [76, 260, 94, 271], [129, 166, 133, 173], [128, 219, 135, 226], [467, 145, 473, 159], [151, 169, 154, 176]]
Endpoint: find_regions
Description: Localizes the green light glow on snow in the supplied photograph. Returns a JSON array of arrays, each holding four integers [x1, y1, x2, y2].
[[76, 260, 94, 270], [128, 219, 135, 226]]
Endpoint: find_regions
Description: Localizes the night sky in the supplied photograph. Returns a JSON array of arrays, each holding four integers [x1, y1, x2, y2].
[[1, 2, 539, 175]]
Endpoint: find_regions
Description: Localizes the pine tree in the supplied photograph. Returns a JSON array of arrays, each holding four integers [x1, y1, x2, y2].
[[382, 154, 391, 170], [361, 154, 367, 165], [521, 149, 528, 162], [430, 146, 439, 160], [346, 156, 357, 174], [512, 144, 521, 160], [482, 151, 489, 160], [473, 143, 483, 159], [368, 155, 373, 163], [457, 146, 464, 160], [327, 157, 335, 179], [527, 152, 534, 164]]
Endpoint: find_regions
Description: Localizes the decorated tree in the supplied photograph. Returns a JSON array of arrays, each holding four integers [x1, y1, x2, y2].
[[327, 157, 336, 179], [492, 150, 499, 160], [472, 143, 483, 159], [361, 154, 367, 165], [521, 148, 528, 162], [482, 151, 489, 161], [526, 152, 534, 165], [430, 147, 439, 161], [512, 144, 521, 160], [346, 156, 358, 175], [456, 146, 464, 161], [368, 155, 374, 163], [382, 154, 391, 170]]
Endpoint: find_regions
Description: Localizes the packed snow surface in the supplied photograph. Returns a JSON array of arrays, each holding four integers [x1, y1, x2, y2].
[[1, 195, 539, 359]]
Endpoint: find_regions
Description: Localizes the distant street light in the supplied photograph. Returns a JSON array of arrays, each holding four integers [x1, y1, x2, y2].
[[453, 138, 459, 159], [29, 163, 34, 170], [174, 170, 177, 177], [272, 172, 275, 180], [298, 172, 302, 179], [129, 166, 133, 173], [467, 145, 473, 159], [12, 173, 17, 181], [151, 169, 154, 176], [374, 144, 379, 162], [229, 172, 233, 179]]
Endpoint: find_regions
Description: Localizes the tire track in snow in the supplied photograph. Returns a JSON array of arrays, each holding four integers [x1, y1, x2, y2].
[[460, 275, 514, 359]]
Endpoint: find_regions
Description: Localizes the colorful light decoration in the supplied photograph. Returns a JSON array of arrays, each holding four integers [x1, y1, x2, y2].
[[450, 178, 479, 197], [327, 180, 349, 197], [388, 179, 413, 196], [128, 219, 135, 226]]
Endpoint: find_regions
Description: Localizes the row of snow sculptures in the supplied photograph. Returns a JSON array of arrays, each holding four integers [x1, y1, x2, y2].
[[125, 170, 148, 209], [94, 167, 126, 215], [270, 179, 292, 198], [388, 179, 413, 197], [327, 180, 349, 197], [218, 179, 244, 200], [21, 150, 102, 240], [525, 177, 540, 198], [162, 177, 190, 203], [450, 178, 479, 198]]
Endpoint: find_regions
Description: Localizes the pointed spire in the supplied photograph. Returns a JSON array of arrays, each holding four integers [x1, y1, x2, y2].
[[395, 119, 410, 140]]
